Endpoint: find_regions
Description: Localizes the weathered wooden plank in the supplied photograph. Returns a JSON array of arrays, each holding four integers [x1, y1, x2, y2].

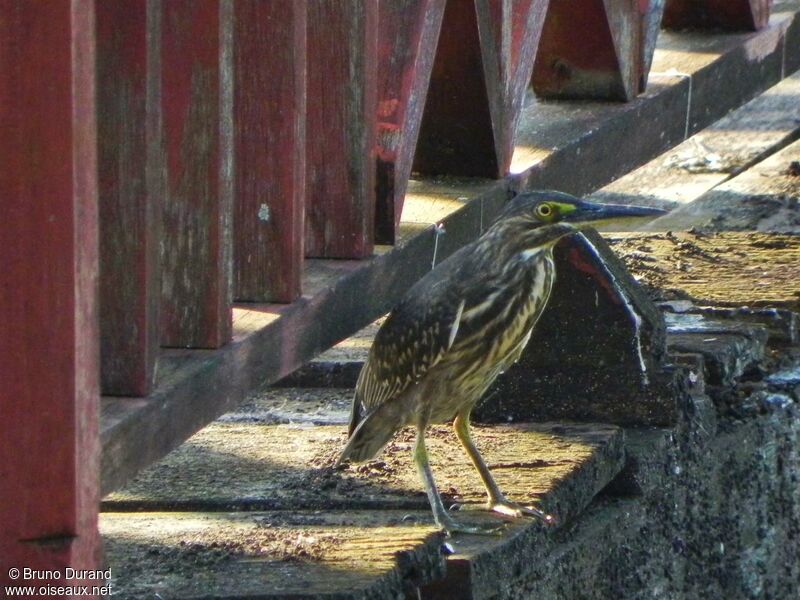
[[0, 0, 101, 580], [513, 9, 797, 190], [607, 232, 800, 310], [96, 0, 161, 396], [305, 0, 378, 258], [590, 70, 800, 214], [413, 0, 549, 178], [478, 0, 551, 173], [104, 419, 622, 520], [100, 5, 800, 494], [160, 1, 233, 347], [102, 511, 444, 599], [375, 0, 445, 244], [644, 137, 800, 232], [101, 412, 623, 598], [232, 1, 306, 302], [663, 0, 772, 30]]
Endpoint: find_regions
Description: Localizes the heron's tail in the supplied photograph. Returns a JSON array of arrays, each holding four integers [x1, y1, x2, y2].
[[337, 400, 406, 465]]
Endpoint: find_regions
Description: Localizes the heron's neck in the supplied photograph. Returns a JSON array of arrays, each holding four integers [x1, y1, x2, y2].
[[484, 222, 575, 263]]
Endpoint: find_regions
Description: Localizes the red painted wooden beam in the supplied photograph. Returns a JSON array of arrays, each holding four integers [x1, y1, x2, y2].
[[532, 0, 666, 101], [232, 2, 306, 302], [96, 1, 161, 395], [413, 0, 549, 178], [160, 1, 233, 348], [375, 0, 445, 244], [663, 0, 772, 30], [0, 0, 102, 584], [306, 0, 378, 258]]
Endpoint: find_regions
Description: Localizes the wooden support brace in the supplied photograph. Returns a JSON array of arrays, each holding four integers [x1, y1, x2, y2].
[[160, 0, 233, 348], [232, 1, 306, 302], [96, 0, 161, 395], [663, 0, 772, 30], [306, 0, 378, 259], [532, 0, 666, 101], [414, 0, 549, 178], [0, 0, 101, 581], [375, 0, 445, 244]]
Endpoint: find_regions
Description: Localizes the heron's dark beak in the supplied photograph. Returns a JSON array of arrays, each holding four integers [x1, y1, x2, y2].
[[566, 199, 667, 223]]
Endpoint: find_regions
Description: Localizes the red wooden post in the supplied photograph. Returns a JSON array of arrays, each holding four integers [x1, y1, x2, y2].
[[96, 1, 161, 395], [375, 0, 445, 244], [306, 0, 378, 258], [160, 1, 232, 348], [0, 0, 102, 587], [413, 0, 549, 178], [663, 0, 772, 31], [532, 0, 665, 101], [232, 1, 306, 302]]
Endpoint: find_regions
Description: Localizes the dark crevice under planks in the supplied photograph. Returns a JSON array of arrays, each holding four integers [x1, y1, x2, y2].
[[101, 2, 800, 496]]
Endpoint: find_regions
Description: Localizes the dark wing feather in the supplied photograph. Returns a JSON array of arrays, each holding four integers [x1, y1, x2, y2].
[[347, 261, 467, 435]]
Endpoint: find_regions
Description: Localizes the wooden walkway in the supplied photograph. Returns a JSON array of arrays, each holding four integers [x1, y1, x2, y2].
[[100, 52, 800, 600], [102, 3, 800, 496], [4, 0, 799, 592]]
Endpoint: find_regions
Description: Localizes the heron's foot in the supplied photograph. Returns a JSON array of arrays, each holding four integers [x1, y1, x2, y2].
[[437, 513, 505, 537], [488, 497, 557, 525]]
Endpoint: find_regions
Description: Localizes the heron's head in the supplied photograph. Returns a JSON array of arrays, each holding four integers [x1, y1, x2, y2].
[[486, 190, 665, 254], [487, 190, 666, 254], [499, 190, 666, 227]]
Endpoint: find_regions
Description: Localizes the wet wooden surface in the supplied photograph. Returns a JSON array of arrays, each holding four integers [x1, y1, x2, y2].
[[608, 232, 800, 310]]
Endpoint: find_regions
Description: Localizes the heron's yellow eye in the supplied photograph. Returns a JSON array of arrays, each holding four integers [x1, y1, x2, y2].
[[535, 203, 553, 219]]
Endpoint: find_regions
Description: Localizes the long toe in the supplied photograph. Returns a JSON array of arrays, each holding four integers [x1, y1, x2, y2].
[[439, 514, 506, 537], [489, 499, 556, 525]]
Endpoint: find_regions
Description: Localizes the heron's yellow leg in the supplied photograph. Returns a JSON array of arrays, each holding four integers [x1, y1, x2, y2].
[[413, 427, 502, 536], [453, 410, 553, 524]]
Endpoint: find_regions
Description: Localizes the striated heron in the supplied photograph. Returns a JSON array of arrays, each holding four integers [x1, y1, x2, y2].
[[338, 191, 664, 534]]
